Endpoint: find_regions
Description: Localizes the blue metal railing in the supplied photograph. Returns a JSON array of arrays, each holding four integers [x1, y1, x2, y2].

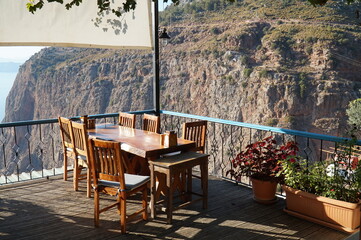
[[0, 109, 155, 128], [0, 109, 358, 186], [0, 110, 154, 185], [161, 110, 359, 144], [160, 110, 360, 182]]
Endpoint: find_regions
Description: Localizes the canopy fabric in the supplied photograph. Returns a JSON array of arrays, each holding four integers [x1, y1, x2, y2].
[[0, 0, 153, 50]]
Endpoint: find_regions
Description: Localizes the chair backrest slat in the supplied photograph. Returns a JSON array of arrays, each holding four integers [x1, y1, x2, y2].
[[89, 139, 126, 190], [118, 112, 136, 128], [70, 121, 89, 157], [182, 121, 207, 153], [142, 114, 160, 133], [58, 117, 74, 150]]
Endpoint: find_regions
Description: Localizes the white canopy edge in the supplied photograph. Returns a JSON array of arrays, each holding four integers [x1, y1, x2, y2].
[[0, 0, 153, 50]]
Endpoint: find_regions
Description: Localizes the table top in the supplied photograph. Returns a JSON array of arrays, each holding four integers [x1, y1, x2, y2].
[[88, 124, 196, 158]]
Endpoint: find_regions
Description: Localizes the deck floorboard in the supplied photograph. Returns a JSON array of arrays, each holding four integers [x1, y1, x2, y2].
[[0, 175, 351, 240]]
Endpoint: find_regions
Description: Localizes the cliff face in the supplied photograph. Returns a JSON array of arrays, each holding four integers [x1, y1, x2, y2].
[[2, 0, 361, 174], [4, 48, 154, 122], [5, 19, 361, 137], [0, 0, 361, 173]]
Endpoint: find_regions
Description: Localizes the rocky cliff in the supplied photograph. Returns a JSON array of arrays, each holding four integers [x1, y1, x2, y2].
[[5, 23, 361, 136], [2, 0, 361, 173], [4, 48, 154, 122]]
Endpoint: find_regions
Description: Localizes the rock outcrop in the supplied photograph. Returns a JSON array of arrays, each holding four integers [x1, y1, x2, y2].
[[2, 0, 361, 173]]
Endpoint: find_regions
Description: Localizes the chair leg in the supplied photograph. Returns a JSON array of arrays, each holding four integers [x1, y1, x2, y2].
[[156, 173, 166, 200], [94, 189, 100, 227], [166, 169, 173, 224], [120, 194, 127, 234], [174, 171, 186, 201], [150, 164, 156, 219], [201, 161, 208, 209], [142, 187, 148, 221], [73, 158, 79, 191], [63, 153, 68, 181], [186, 168, 193, 202], [87, 168, 91, 198]]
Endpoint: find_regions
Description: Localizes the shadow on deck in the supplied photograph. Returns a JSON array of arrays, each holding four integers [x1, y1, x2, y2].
[[0, 175, 351, 240]]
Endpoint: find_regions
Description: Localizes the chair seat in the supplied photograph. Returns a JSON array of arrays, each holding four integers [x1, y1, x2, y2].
[[77, 155, 87, 160], [152, 152, 209, 168], [98, 174, 150, 191]]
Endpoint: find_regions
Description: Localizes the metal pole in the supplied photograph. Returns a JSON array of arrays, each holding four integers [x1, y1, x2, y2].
[[153, 0, 160, 116]]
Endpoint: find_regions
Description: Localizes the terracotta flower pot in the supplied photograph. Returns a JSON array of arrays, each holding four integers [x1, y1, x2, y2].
[[251, 177, 278, 204], [282, 185, 361, 233]]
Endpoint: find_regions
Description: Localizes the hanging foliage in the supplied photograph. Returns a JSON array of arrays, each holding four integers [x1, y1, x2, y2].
[[26, 0, 181, 17]]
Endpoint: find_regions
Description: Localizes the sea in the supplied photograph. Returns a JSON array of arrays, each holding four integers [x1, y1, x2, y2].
[[0, 72, 17, 121]]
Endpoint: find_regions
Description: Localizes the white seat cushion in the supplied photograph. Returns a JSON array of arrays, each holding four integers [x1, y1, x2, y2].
[[98, 174, 150, 191]]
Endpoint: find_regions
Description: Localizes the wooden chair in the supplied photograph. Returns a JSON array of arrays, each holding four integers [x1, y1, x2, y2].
[[118, 112, 136, 128], [159, 121, 208, 195], [149, 152, 209, 224], [178, 121, 208, 195], [182, 121, 207, 153], [88, 138, 149, 234], [142, 114, 160, 133], [58, 117, 75, 181], [69, 121, 92, 198]]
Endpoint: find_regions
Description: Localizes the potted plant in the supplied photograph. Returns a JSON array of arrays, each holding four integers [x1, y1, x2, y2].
[[279, 137, 361, 233], [227, 136, 298, 204]]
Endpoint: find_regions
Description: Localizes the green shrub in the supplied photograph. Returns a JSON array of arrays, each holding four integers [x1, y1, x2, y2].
[[338, 38, 349, 45], [259, 69, 269, 78], [265, 118, 279, 127], [226, 75, 236, 84], [240, 55, 248, 65], [276, 66, 287, 72], [346, 98, 361, 130], [299, 80, 306, 98], [284, 115, 296, 125], [211, 27, 221, 35], [297, 73, 307, 98], [226, 54, 233, 61], [212, 49, 220, 58], [260, 55, 268, 61], [243, 68, 253, 78], [305, 46, 313, 55], [305, 36, 315, 43]]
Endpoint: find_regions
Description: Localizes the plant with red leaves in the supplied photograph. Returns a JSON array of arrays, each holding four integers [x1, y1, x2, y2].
[[227, 136, 298, 182]]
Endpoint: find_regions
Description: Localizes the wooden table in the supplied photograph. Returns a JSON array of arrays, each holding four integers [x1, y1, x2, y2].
[[88, 124, 196, 175]]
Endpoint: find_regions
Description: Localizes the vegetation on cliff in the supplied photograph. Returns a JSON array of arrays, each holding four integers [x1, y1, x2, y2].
[[1, 0, 361, 175], [5, 0, 361, 138]]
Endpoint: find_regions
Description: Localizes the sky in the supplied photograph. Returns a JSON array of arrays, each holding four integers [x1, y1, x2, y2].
[[159, 0, 171, 11], [0, 46, 45, 63]]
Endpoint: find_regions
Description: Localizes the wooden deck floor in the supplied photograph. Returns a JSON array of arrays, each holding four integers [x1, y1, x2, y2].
[[0, 175, 351, 240]]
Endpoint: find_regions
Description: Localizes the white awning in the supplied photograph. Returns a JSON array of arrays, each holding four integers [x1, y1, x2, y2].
[[0, 0, 153, 50]]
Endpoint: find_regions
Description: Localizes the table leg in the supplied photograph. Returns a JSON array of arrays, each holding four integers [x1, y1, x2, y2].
[[139, 157, 150, 176], [121, 152, 135, 174]]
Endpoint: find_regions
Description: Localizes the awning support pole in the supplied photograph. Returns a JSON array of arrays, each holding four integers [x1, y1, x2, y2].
[[153, 0, 160, 116]]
